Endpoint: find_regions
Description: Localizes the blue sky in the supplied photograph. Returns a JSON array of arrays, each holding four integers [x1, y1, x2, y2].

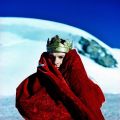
[[0, 0, 120, 48]]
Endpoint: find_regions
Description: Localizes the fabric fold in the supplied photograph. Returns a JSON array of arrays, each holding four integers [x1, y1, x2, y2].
[[16, 49, 105, 120]]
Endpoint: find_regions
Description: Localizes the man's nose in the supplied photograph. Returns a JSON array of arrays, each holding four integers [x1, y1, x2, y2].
[[54, 57, 59, 65]]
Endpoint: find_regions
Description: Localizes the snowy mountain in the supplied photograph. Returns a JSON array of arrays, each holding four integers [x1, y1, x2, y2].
[[0, 17, 120, 96]]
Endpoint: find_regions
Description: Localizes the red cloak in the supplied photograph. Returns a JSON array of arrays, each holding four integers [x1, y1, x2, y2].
[[16, 49, 105, 120]]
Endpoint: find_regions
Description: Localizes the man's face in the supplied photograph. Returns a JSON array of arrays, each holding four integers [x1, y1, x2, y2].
[[49, 52, 66, 69]]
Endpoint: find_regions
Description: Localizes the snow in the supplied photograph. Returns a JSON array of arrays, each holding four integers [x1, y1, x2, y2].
[[0, 17, 120, 96], [1, 94, 120, 120]]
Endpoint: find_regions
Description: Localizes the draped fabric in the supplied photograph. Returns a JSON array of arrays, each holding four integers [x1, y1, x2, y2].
[[16, 49, 105, 120]]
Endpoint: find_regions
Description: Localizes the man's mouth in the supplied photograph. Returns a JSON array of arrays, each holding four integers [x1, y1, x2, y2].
[[55, 65, 60, 69], [55, 66, 59, 69]]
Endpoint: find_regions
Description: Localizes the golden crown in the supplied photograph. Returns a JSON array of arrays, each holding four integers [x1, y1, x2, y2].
[[47, 35, 72, 53]]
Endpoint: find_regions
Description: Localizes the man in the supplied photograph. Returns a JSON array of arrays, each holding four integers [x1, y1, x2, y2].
[[16, 35, 105, 120]]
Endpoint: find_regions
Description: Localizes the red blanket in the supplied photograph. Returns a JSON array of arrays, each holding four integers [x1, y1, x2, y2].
[[16, 49, 105, 120]]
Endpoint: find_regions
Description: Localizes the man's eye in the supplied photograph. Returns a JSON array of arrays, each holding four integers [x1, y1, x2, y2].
[[59, 56, 64, 59]]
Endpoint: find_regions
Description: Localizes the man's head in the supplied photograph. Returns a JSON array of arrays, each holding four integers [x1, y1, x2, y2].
[[49, 52, 66, 69], [47, 35, 72, 69]]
